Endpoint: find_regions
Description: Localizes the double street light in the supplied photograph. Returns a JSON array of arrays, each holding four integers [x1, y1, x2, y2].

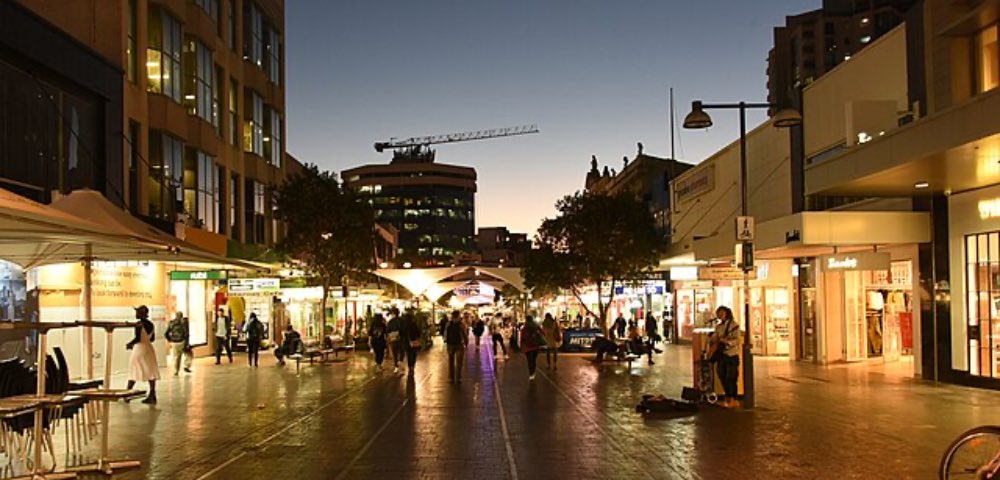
[[683, 100, 802, 409]]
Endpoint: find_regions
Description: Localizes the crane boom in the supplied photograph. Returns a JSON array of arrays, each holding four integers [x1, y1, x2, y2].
[[374, 124, 539, 153]]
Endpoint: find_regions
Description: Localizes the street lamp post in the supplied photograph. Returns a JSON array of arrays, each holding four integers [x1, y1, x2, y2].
[[683, 100, 801, 409]]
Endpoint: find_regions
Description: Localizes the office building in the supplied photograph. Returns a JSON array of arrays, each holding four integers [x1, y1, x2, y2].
[[16, 0, 289, 258], [477, 227, 531, 267], [343, 154, 477, 266]]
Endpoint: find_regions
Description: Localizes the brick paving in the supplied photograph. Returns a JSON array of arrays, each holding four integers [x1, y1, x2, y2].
[[8, 339, 1000, 479]]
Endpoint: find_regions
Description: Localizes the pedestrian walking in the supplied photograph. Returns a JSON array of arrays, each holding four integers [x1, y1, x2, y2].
[[520, 316, 544, 380], [126, 305, 159, 404], [165, 312, 192, 375], [245, 312, 264, 367], [662, 311, 673, 343], [445, 311, 468, 383], [710, 306, 741, 407], [213, 307, 233, 364], [542, 313, 562, 371], [368, 314, 388, 370], [472, 316, 485, 347], [386, 307, 403, 373], [400, 311, 422, 377], [491, 315, 508, 359]]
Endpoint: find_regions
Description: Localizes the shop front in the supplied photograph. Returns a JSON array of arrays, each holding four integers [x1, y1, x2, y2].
[[280, 286, 323, 340], [227, 277, 280, 349], [168, 269, 227, 356]]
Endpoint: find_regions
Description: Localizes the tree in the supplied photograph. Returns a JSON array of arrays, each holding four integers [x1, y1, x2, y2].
[[274, 164, 375, 337], [523, 192, 661, 334]]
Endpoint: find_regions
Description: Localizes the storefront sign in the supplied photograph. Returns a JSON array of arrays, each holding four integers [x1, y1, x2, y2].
[[979, 198, 1000, 219], [699, 266, 758, 281], [228, 278, 280, 294], [674, 165, 715, 205], [561, 328, 602, 352], [614, 282, 666, 295], [819, 252, 891, 272], [170, 270, 227, 281]]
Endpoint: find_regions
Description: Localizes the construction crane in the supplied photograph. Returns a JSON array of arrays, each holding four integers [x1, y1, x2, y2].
[[374, 124, 539, 163]]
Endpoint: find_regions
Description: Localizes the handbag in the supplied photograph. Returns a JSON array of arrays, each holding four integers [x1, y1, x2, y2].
[[409, 339, 421, 349]]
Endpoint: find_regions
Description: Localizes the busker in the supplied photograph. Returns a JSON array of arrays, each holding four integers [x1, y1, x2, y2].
[[445, 311, 468, 383], [709, 306, 741, 407], [542, 313, 562, 371], [386, 307, 403, 373], [213, 307, 233, 364], [126, 305, 159, 404], [165, 312, 192, 375], [274, 324, 302, 366], [369, 314, 388, 370], [520, 316, 545, 380], [245, 312, 264, 367]]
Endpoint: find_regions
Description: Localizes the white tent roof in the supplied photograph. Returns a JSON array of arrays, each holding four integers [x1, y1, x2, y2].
[[374, 267, 467, 297], [50, 189, 264, 270]]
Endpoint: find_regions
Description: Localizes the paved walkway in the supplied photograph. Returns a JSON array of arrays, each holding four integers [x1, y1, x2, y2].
[[8, 340, 1000, 479]]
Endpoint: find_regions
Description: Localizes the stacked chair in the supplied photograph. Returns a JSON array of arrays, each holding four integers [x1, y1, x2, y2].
[[0, 348, 102, 475]]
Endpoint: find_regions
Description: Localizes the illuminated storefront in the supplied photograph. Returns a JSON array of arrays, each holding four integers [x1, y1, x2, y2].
[[168, 270, 228, 355]]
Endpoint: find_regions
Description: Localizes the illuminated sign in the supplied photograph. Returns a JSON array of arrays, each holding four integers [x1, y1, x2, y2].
[[819, 252, 890, 272], [979, 198, 1000, 219], [229, 278, 280, 294], [170, 270, 227, 281]]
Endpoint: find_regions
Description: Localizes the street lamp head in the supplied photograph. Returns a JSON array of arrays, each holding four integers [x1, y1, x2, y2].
[[772, 108, 803, 128], [683, 101, 713, 129]]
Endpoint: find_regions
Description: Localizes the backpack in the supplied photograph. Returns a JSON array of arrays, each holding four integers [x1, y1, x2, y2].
[[165, 320, 186, 343], [446, 320, 464, 345], [247, 320, 264, 341]]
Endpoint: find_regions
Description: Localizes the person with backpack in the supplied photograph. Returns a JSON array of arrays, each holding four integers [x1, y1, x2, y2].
[[165, 312, 191, 375], [245, 312, 264, 367], [213, 307, 233, 364], [368, 314, 388, 370], [472, 316, 486, 347], [520, 316, 544, 380], [386, 307, 403, 373], [445, 310, 468, 383]]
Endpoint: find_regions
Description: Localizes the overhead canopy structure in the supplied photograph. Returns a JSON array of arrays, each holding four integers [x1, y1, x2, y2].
[[374, 266, 525, 303]]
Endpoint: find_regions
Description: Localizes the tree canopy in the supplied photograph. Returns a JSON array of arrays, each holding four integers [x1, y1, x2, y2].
[[523, 191, 662, 332], [273, 163, 375, 335]]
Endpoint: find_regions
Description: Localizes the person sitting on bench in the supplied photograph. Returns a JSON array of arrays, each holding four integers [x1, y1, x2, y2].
[[592, 335, 623, 361], [274, 324, 302, 366], [626, 326, 654, 365]]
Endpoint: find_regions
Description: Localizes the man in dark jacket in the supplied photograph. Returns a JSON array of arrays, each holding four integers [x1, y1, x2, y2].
[[245, 313, 264, 367], [386, 307, 403, 373], [399, 312, 421, 377], [444, 311, 467, 383], [274, 325, 301, 366]]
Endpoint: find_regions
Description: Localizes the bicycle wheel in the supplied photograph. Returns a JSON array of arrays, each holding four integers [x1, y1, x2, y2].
[[940, 426, 1000, 479]]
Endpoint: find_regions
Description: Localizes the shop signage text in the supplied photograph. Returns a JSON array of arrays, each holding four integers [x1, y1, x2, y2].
[[170, 270, 227, 281], [819, 252, 891, 272], [674, 165, 715, 205], [980, 198, 1000, 219], [561, 329, 602, 352], [229, 278, 280, 294], [699, 266, 758, 281]]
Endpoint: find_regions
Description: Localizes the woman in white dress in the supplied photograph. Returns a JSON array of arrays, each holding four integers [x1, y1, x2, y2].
[[127, 305, 159, 404]]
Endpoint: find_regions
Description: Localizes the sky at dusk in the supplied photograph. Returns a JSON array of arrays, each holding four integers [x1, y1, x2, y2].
[[285, 0, 819, 236]]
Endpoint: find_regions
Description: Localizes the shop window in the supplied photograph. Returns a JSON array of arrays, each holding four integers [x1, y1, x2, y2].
[[147, 7, 183, 102], [975, 24, 999, 94], [183, 38, 214, 123], [966, 232, 1000, 377]]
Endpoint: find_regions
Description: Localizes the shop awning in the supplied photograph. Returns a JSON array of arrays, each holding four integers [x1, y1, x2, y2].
[[49, 189, 266, 271], [691, 211, 931, 261]]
